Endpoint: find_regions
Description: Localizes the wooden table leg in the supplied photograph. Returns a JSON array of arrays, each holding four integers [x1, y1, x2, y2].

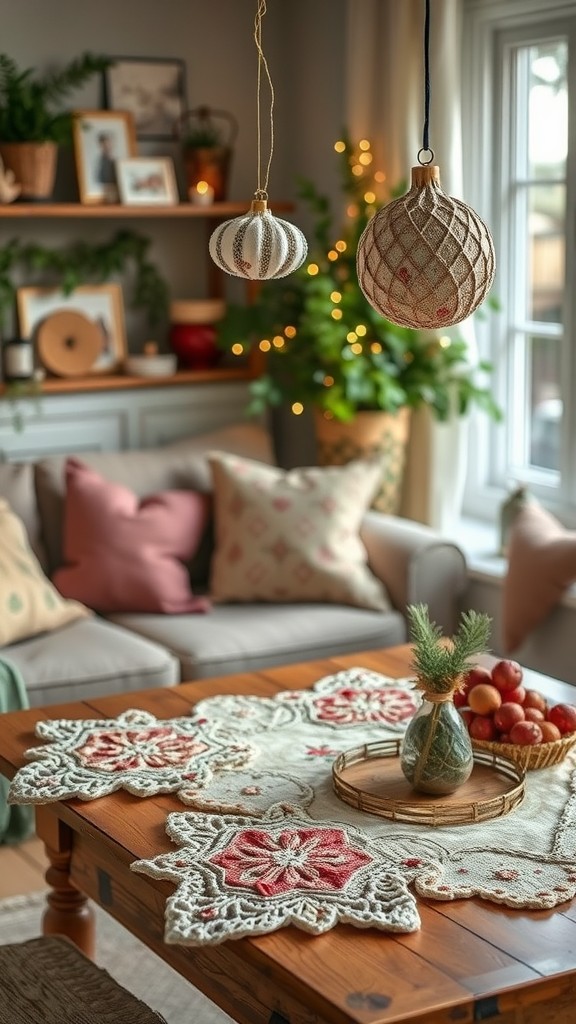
[[35, 806, 95, 957]]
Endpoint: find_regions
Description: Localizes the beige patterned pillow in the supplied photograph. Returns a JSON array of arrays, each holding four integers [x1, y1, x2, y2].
[[0, 500, 89, 646], [208, 453, 390, 610]]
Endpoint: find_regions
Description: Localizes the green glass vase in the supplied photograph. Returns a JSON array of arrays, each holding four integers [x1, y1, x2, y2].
[[400, 695, 474, 795]]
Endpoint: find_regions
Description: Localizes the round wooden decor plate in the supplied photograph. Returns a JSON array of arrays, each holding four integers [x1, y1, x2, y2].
[[37, 310, 103, 377], [332, 739, 526, 827]]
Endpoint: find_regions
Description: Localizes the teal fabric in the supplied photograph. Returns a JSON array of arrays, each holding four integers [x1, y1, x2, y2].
[[0, 658, 34, 844]]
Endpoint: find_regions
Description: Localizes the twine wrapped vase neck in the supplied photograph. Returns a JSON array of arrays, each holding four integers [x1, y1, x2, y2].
[[356, 164, 496, 329], [209, 197, 307, 281]]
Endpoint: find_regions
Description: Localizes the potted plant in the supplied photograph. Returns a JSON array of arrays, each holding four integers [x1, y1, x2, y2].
[[216, 137, 501, 511], [175, 105, 238, 202], [0, 51, 110, 200]]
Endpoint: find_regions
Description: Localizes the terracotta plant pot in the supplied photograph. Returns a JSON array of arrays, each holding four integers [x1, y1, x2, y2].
[[314, 407, 411, 514], [0, 141, 58, 201]]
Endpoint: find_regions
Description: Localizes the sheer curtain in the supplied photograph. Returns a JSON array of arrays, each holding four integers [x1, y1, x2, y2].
[[344, 0, 473, 532]]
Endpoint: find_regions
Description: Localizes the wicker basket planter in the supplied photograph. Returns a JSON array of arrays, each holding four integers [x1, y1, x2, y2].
[[472, 732, 576, 771]]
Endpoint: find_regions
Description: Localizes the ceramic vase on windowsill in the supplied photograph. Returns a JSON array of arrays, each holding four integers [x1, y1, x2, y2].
[[400, 604, 492, 795]]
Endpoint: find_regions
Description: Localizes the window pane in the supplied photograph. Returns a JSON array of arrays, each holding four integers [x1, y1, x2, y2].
[[528, 41, 567, 181], [529, 183, 565, 322], [529, 335, 562, 470]]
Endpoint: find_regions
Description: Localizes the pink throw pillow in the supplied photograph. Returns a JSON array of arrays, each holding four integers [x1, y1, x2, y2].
[[503, 502, 576, 652], [53, 458, 210, 614]]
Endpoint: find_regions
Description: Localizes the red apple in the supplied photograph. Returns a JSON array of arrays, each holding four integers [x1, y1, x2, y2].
[[458, 709, 475, 730], [540, 721, 562, 743], [469, 714, 497, 741], [453, 688, 469, 709], [510, 720, 543, 745], [524, 707, 545, 723], [505, 684, 526, 706], [464, 666, 493, 691], [493, 702, 525, 733], [491, 659, 523, 694], [547, 703, 576, 735]]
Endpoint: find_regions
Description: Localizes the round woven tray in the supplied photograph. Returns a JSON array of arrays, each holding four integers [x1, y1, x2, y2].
[[332, 738, 525, 827], [471, 732, 576, 771]]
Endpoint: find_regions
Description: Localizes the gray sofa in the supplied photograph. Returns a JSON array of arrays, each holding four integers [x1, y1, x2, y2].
[[0, 422, 468, 707]]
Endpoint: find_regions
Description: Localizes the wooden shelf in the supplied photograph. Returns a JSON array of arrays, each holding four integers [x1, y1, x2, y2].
[[0, 201, 293, 219], [0, 366, 255, 397]]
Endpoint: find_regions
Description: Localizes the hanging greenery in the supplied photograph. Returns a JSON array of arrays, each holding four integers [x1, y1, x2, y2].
[[0, 228, 170, 333]]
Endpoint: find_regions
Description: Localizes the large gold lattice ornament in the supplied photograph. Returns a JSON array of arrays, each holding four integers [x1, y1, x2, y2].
[[356, 165, 495, 330]]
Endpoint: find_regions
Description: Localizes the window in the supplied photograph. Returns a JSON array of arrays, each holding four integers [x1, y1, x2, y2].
[[462, 0, 576, 525]]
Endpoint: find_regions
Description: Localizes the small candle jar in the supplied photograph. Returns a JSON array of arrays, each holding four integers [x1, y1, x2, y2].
[[3, 337, 34, 382], [189, 180, 215, 206]]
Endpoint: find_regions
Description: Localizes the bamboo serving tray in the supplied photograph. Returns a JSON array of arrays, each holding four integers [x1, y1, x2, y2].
[[332, 738, 526, 826]]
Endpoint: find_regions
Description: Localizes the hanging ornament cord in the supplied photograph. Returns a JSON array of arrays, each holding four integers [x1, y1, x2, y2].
[[418, 0, 434, 167], [254, 0, 274, 206]]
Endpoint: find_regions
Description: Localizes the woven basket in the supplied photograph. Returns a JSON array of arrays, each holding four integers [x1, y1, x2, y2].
[[472, 732, 576, 771]]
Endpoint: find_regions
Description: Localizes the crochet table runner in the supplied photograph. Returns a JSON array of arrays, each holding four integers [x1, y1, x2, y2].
[[8, 668, 576, 945]]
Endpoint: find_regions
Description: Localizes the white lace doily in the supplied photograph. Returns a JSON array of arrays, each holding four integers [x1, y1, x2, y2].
[[8, 709, 258, 803], [131, 667, 576, 944]]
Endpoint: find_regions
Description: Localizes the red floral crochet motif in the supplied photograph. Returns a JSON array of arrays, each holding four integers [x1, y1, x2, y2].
[[210, 827, 372, 897], [312, 687, 417, 725], [75, 727, 209, 773]]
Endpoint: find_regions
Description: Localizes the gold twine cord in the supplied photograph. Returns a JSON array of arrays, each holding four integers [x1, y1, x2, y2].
[[421, 691, 455, 703], [253, 0, 274, 202]]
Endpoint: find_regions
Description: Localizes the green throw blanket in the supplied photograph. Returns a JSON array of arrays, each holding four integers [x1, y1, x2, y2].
[[0, 658, 34, 843]]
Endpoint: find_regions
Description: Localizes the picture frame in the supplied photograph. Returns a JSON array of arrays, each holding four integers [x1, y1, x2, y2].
[[72, 110, 137, 204], [103, 56, 187, 140], [116, 156, 179, 205], [17, 284, 127, 377]]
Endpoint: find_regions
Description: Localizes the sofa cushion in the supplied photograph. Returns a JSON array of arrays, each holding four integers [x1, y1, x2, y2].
[[3, 617, 179, 707], [53, 459, 210, 614], [208, 452, 390, 611], [0, 461, 46, 566], [503, 501, 576, 652], [108, 603, 406, 680], [34, 422, 275, 574], [0, 499, 89, 647]]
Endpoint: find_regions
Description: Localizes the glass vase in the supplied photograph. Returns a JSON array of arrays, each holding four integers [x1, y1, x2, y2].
[[400, 695, 474, 795]]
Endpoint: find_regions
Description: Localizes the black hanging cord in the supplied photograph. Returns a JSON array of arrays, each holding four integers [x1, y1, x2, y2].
[[418, 0, 433, 164]]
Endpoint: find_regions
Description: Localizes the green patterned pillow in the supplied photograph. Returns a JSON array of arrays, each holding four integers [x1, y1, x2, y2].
[[0, 499, 89, 646]]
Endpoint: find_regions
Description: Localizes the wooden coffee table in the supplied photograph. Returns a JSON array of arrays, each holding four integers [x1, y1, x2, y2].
[[1, 644, 576, 1024]]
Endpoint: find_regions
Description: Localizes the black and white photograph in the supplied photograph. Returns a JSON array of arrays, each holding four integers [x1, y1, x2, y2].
[[72, 110, 137, 204], [104, 57, 187, 140]]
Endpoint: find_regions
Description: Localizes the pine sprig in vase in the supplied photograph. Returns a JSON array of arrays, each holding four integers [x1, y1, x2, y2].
[[401, 604, 492, 795]]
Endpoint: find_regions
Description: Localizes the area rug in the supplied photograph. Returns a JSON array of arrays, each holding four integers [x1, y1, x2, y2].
[[0, 890, 233, 1024]]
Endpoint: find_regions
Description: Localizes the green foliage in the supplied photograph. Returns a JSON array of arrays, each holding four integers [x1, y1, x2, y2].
[[216, 136, 502, 423], [408, 604, 492, 694], [0, 52, 110, 143], [0, 229, 169, 331]]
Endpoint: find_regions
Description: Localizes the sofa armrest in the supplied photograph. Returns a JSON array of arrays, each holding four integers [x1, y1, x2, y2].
[[360, 511, 468, 636]]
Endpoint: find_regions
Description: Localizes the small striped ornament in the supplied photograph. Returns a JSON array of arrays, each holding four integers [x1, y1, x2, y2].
[[356, 165, 496, 330], [209, 198, 307, 280]]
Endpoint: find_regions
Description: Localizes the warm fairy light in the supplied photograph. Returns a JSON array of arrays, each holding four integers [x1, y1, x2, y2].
[[347, 331, 357, 342], [346, 203, 359, 218], [359, 152, 372, 166], [370, 342, 383, 353], [359, 139, 371, 151], [355, 324, 367, 336], [364, 191, 376, 204], [335, 240, 347, 252], [330, 291, 342, 303], [375, 170, 386, 183], [323, 375, 334, 386], [351, 342, 363, 354], [352, 164, 363, 177], [331, 308, 343, 320], [231, 343, 244, 356], [439, 335, 451, 347], [284, 325, 297, 338], [291, 402, 304, 415], [327, 250, 338, 261], [272, 335, 285, 348], [334, 140, 346, 153], [307, 263, 319, 276], [259, 339, 271, 352]]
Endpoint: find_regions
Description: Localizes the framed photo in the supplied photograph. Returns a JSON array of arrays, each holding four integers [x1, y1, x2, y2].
[[17, 284, 127, 377], [103, 57, 186, 140], [72, 110, 137, 204], [117, 156, 179, 205]]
